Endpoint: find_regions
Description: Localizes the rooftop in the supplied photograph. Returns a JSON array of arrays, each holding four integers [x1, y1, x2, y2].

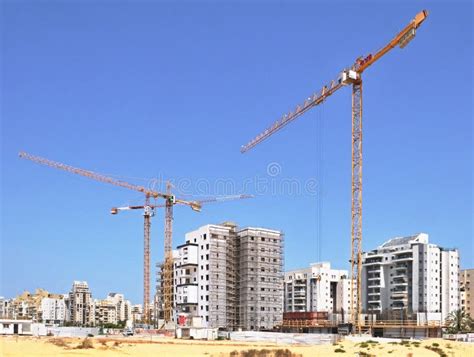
[[379, 233, 428, 249]]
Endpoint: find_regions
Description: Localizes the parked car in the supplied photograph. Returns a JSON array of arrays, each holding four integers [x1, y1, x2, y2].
[[123, 328, 134, 336]]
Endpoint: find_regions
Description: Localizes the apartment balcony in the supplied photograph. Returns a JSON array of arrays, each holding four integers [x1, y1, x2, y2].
[[364, 260, 383, 266], [368, 292, 380, 297], [392, 254, 413, 262], [391, 291, 408, 298], [392, 273, 408, 280], [293, 279, 306, 284], [366, 251, 384, 257], [392, 301, 408, 310], [392, 281, 408, 288], [293, 291, 306, 298], [179, 272, 195, 279], [368, 299, 381, 304], [367, 280, 381, 288], [367, 306, 382, 311], [368, 276, 381, 281]]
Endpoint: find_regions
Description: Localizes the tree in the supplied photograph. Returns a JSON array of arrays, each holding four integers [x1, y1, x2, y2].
[[446, 309, 473, 333]]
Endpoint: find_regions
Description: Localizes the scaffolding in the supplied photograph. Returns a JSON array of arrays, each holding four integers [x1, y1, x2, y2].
[[208, 224, 239, 329]]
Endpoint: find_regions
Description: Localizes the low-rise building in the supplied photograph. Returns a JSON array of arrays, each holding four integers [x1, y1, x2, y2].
[[284, 262, 357, 323], [7, 289, 62, 322]]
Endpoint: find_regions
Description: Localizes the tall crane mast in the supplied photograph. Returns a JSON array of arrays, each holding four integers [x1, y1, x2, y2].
[[241, 10, 428, 333], [18, 151, 201, 324]]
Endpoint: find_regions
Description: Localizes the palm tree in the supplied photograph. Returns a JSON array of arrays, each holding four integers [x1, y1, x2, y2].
[[446, 309, 473, 333]]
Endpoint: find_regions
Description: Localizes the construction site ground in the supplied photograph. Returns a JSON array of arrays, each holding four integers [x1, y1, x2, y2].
[[1, 335, 473, 356]]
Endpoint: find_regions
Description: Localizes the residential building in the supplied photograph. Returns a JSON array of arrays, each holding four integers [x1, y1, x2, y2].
[[7, 289, 57, 321], [41, 297, 66, 324], [94, 299, 118, 325], [171, 222, 284, 330], [0, 297, 7, 318], [106, 293, 131, 323], [238, 226, 284, 330], [284, 262, 356, 323], [67, 281, 94, 326], [131, 304, 143, 323], [361, 233, 460, 322], [460, 269, 474, 317]]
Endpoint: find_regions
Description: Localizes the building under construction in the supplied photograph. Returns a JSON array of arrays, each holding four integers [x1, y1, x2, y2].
[[157, 222, 284, 330]]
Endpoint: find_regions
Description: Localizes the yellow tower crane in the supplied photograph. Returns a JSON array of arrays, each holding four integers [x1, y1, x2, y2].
[[241, 10, 428, 333]]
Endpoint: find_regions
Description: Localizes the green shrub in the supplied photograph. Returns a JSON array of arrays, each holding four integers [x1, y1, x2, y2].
[[334, 348, 345, 353], [424, 345, 448, 357]]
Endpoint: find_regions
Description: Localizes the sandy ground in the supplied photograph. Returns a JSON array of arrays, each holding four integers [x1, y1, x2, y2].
[[1, 335, 473, 356]]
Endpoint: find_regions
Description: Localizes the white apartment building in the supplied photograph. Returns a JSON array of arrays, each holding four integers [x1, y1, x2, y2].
[[284, 262, 357, 323], [41, 297, 66, 324], [173, 222, 284, 330], [361, 233, 459, 322]]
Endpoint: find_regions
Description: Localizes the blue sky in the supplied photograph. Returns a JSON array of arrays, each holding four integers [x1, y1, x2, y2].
[[1, 1, 472, 304]]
